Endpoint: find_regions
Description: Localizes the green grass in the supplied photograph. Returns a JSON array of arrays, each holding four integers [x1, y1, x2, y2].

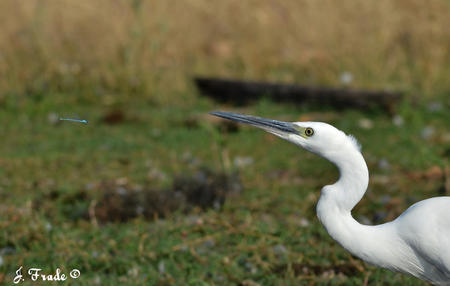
[[0, 87, 447, 285], [0, 2, 449, 283]]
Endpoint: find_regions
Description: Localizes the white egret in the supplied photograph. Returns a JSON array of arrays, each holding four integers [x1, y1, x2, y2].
[[210, 111, 450, 284]]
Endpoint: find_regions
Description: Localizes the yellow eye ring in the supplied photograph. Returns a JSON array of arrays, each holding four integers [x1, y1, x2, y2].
[[305, 127, 314, 137]]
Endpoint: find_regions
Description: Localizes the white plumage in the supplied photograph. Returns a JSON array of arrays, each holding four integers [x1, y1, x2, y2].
[[211, 111, 450, 285]]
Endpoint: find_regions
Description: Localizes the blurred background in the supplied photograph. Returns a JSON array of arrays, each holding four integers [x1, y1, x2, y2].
[[0, 1, 448, 285]]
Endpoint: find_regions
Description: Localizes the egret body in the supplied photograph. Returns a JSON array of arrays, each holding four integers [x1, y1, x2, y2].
[[211, 111, 450, 284]]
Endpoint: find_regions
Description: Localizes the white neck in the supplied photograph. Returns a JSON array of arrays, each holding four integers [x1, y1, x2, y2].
[[321, 147, 369, 212], [315, 146, 397, 267]]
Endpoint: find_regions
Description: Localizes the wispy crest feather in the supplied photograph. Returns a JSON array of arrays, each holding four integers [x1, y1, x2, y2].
[[347, 134, 361, 151]]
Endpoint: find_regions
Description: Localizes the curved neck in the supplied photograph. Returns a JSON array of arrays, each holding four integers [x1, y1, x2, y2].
[[315, 147, 393, 266], [330, 149, 369, 211], [319, 147, 369, 213]]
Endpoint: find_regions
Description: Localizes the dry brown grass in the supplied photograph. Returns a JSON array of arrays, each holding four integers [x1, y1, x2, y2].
[[0, 0, 449, 99]]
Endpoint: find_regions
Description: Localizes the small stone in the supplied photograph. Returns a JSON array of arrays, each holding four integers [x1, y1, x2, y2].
[[339, 71, 353, 85], [48, 112, 59, 125], [116, 177, 128, 186], [186, 215, 203, 226], [321, 269, 336, 278], [158, 261, 165, 274], [358, 118, 373, 129], [128, 267, 139, 277], [245, 262, 257, 274], [299, 217, 310, 227], [273, 244, 288, 256], [85, 183, 97, 190], [233, 156, 254, 168], [239, 259, 257, 273], [427, 101, 443, 112], [0, 246, 16, 255], [215, 274, 226, 283], [377, 158, 390, 170], [202, 239, 215, 249], [115, 187, 127, 195], [392, 115, 404, 127], [420, 126, 435, 140], [147, 167, 167, 181], [45, 222, 52, 231], [213, 200, 222, 210], [197, 239, 215, 254]]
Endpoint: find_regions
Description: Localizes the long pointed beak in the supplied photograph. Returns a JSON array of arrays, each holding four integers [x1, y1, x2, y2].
[[210, 111, 299, 136]]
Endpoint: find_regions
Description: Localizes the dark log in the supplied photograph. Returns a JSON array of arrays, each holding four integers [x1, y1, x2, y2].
[[195, 77, 403, 113]]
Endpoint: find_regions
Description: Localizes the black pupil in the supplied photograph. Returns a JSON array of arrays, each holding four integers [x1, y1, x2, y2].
[[306, 128, 313, 135]]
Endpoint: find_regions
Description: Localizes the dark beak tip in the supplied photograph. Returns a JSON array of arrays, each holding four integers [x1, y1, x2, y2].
[[209, 111, 227, 116], [208, 111, 298, 135], [209, 111, 238, 121]]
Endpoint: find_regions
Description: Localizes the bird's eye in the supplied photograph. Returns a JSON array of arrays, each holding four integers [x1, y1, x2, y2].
[[305, 127, 314, 137]]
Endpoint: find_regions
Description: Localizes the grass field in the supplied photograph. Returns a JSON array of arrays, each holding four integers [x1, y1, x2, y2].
[[0, 1, 449, 285]]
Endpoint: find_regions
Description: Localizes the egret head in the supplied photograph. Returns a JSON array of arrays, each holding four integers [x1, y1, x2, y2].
[[210, 111, 361, 159]]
